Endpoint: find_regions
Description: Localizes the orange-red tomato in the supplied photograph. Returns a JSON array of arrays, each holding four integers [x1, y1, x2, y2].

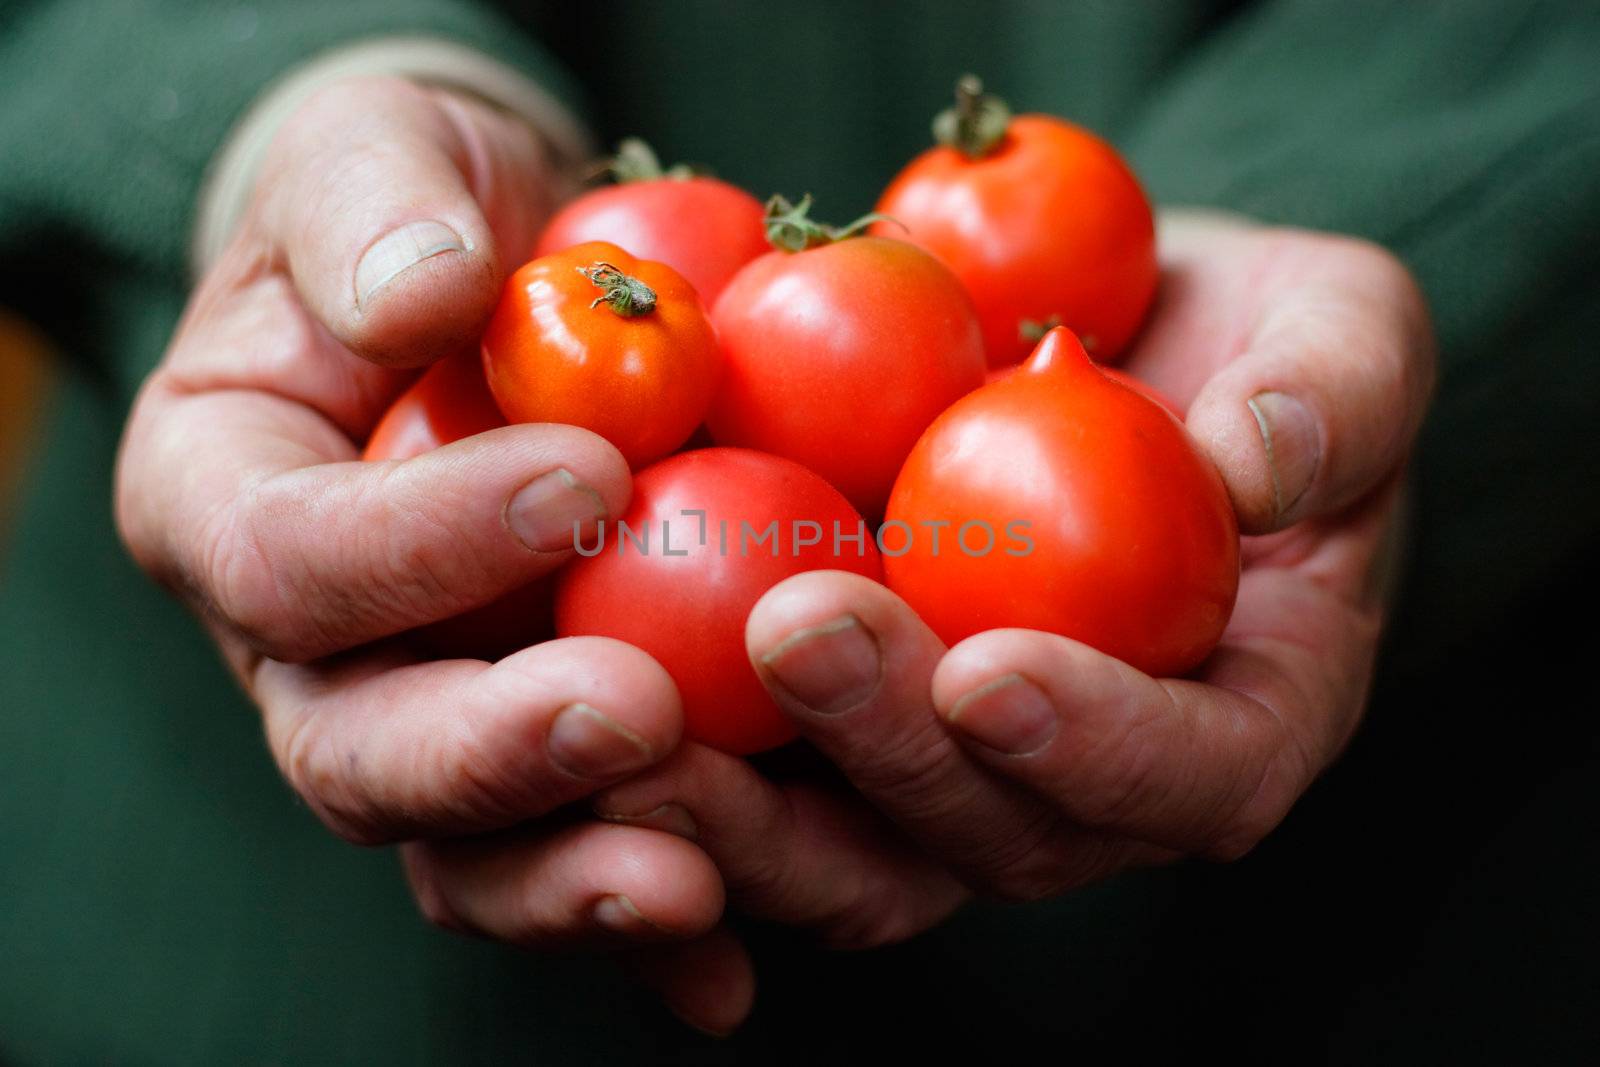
[[708, 226, 985, 518], [555, 448, 883, 755], [482, 241, 720, 469], [535, 170, 767, 304], [884, 328, 1238, 677], [875, 80, 1157, 367], [362, 348, 504, 462]]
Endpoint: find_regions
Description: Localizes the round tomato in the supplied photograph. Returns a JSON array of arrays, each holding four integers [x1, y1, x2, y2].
[[874, 76, 1158, 367], [482, 241, 720, 469], [555, 447, 883, 755], [362, 348, 504, 462], [884, 327, 1238, 677], [535, 139, 768, 304], [707, 196, 985, 518]]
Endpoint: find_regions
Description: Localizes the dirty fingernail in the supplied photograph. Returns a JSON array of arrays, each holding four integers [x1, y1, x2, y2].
[[355, 219, 468, 309], [507, 467, 609, 553], [592, 894, 667, 935], [759, 614, 881, 716], [945, 673, 1058, 756], [594, 801, 699, 841], [547, 703, 655, 779], [1247, 391, 1320, 520]]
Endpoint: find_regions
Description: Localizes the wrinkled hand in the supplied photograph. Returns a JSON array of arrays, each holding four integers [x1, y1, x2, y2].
[[117, 78, 729, 959], [582, 212, 1435, 1032]]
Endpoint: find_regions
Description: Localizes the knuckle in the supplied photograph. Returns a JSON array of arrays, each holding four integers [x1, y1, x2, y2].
[[966, 812, 1086, 902], [1205, 729, 1310, 862], [198, 488, 326, 662], [279, 710, 389, 847], [1067, 709, 1170, 830]]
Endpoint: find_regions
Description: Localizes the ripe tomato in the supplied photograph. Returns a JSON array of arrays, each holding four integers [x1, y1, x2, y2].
[[555, 447, 883, 755], [534, 139, 768, 304], [363, 352, 549, 658], [884, 327, 1238, 677], [482, 241, 720, 470], [874, 76, 1158, 367], [362, 348, 504, 462], [707, 196, 986, 518]]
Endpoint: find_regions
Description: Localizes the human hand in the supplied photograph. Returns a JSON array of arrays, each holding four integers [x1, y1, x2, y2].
[[586, 211, 1436, 1031], [116, 77, 730, 961]]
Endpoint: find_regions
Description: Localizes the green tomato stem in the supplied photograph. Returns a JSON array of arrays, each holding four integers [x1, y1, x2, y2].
[[932, 74, 1012, 159], [578, 262, 657, 316]]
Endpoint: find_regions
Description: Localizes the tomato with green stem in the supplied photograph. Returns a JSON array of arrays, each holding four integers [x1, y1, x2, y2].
[[482, 240, 721, 470], [875, 76, 1158, 367], [535, 139, 768, 303], [707, 195, 985, 517]]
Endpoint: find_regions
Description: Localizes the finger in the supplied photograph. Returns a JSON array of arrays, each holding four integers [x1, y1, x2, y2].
[[255, 637, 682, 844], [254, 76, 553, 367], [593, 743, 969, 945], [746, 571, 1129, 899], [1184, 232, 1435, 532], [401, 821, 722, 950], [626, 926, 757, 1038], [125, 386, 628, 661], [930, 487, 1388, 860]]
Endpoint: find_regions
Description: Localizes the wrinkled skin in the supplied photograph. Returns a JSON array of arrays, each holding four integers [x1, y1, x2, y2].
[[114, 70, 1434, 1038]]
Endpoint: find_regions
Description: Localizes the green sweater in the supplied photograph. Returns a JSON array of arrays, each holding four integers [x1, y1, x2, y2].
[[3, 1, 1598, 1061]]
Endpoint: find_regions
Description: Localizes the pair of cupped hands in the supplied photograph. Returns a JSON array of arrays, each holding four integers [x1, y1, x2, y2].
[[116, 79, 1435, 1034]]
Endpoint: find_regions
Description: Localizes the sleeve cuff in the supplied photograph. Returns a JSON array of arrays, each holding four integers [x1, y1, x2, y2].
[[192, 35, 592, 272]]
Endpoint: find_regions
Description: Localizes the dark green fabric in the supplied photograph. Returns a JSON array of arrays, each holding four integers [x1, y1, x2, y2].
[[3, 1, 1599, 1062]]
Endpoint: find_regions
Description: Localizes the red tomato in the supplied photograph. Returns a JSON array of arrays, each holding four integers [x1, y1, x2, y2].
[[555, 447, 883, 755], [884, 327, 1238, 677], [364, 352, 548, 658], [362, 348, 504, 462], [535, 140, 767, 304], [708, 197, 986, 518], [482, 241, 720, 469], [875, 77, 1158, 367]]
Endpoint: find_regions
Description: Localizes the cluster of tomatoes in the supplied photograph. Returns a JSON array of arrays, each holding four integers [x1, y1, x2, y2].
[[364, 78, 1240, 755]]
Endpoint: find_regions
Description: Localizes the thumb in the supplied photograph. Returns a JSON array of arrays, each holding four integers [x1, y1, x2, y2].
[[252, 76, 554, 368], [1184, 235, 1435, 534]]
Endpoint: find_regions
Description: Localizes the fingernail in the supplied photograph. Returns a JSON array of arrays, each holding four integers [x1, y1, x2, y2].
[[355, 219, 468, 310], [593, 894, 668, 935], [593, 801, 699, 841], [507, 468, 608, 553], [759, 614, 882, 716], [1247, 391, 1320, 519], [548, 703, 655, 779], [945, 673, 1058, 756]]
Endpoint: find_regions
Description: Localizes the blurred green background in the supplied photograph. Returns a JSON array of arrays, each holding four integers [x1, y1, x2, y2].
[[2, 1, 1598, 1062]]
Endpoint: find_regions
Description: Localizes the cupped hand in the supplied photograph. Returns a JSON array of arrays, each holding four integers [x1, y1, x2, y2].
[[591, 211, 1436, 1032], [116, 77, 728, 965]]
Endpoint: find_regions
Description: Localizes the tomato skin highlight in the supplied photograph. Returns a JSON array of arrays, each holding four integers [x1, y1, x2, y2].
[[362, 348, 505, 462], [876, 114, 1158, 368], [535, 178, 769, 304], [555, 448, 883, 755], [482, 241, 721, 470], [884, 328, 1238, 678], [707, 236, 986, 518]]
